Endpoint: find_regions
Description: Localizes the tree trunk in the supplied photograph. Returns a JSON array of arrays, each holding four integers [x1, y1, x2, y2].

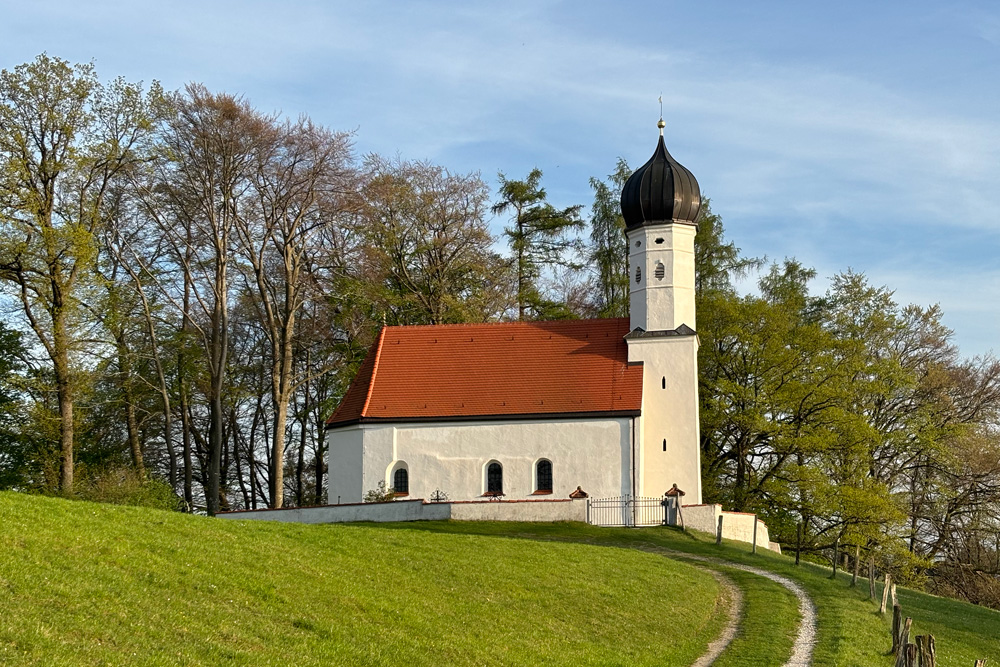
[[54, 327, 74, 493]]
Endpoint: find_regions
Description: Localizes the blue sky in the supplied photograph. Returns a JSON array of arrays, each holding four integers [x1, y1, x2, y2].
[[4, 0, 999, 355]]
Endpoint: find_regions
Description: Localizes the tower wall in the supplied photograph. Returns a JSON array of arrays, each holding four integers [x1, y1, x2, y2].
[[627, 222, 697, 332]]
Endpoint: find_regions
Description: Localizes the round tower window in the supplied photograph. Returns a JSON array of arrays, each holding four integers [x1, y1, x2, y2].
[[635, 240, 641, 247]]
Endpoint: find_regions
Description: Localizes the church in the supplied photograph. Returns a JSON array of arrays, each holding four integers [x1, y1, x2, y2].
[[325, 121, 704, 506]]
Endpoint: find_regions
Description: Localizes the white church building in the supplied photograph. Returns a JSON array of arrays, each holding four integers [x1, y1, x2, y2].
[[326, 123, 704, 505]]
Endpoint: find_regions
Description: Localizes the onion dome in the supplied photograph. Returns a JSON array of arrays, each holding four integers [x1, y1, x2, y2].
[[620, 120, 701, 229]]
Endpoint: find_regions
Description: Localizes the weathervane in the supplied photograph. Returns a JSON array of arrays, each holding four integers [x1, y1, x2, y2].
[[658, 94, 665, 135]]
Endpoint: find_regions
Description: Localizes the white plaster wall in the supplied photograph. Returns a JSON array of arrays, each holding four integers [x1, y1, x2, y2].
[[627, 224, 697, 332], [217, 499, 450, 524], [327, 426, 365, 504], [328, 417, 633, 504], [679, 504, 777, 552], [449, 499, 587, 522], [628, 335, 702, 503], [217, 499, 586, 524]]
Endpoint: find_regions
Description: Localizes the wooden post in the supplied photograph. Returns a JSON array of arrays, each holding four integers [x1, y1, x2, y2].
[[716, 514, 723, 545], [752, 517, 758, 554], [916, 635, 935, 667], [795, 522, 802, 566], [869, 554, 877, 600], [881, 574, 892, 614], [904, 643, 916, 667], [831, 537, 840, 579], [891, 583, 898, 609], [677, 500, 685, 532], [851, 544, 860, 587], [891, 604, 902, 652], [974, 659, 987, 666], [893, 617, 912, 667]]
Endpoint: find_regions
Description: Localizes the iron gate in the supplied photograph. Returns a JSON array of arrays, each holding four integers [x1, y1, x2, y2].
[[586, 495, 669, 527]]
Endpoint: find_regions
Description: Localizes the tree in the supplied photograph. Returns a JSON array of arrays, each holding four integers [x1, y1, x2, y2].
[[355, 156, 510, 326], [0, 55, 163, 492], [233, 117, 353, 508], [492, 168, 583, 320], [138, 85, 271, 514], [588, 159, 630, 317]]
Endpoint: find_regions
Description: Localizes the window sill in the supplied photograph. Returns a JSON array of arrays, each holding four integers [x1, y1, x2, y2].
[[531, 490, 553, 495], [393, 492, 409, 498]]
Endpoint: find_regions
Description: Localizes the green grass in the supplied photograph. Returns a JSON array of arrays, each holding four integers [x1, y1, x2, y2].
[[0, 492, 727, 667], [386, 521, 1000, 667]]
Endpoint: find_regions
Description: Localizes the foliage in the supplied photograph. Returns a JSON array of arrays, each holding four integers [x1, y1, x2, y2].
[[363, 480, 396, 503], [493, 168, 583, 320], [72, 465, 182, 511], [588, 158, 630, 317]]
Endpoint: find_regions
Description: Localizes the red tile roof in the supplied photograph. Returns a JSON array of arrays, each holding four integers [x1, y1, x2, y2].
[[326, 318, 643, 427]]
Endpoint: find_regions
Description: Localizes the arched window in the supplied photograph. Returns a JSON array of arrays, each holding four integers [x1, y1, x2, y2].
[[487, 462, 503, 495], [536, 459, 553, 493], [393, 467, 409, 495], [635, 265, 642, 284], [654, 261, 665, 280]]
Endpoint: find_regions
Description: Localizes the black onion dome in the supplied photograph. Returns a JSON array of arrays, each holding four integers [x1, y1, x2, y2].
[[620, 132, 701, 229]]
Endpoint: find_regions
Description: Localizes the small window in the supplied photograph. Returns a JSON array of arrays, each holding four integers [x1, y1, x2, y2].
[[536, 459, 553, 493], [393, 467, 409, 494], [487, 462, 503, 495], [635, 240, 641, 248], [663, 439, 667, 452], [635, 265, 641, 284], [655, 262, 665, 280], [655, 238, 664, 244], [662, 376, 666, 389]]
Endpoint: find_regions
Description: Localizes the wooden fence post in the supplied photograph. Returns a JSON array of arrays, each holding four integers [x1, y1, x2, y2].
[[795, 522, 802, 565], [831, 537, 840, 579], [916, 635, 935, 667], [891, 604, 902, 653], [881, 574, 892, 614], [851, 544, 860, 587], [869, 554, 877, 600], [716, 514, 723, 546], [752, 517, 758, 554], [891, 583, 898, 609], [894, 617, 912, 667], [974, 660, 987, 667]]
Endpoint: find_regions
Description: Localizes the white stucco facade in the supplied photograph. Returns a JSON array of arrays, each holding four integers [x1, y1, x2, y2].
[[627, 334, 703, 502], [627, 223, 697, 333], [328, 417, 634, 504]]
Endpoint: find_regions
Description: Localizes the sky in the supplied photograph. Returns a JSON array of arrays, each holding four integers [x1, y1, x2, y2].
[[3, 0, 999, 355]]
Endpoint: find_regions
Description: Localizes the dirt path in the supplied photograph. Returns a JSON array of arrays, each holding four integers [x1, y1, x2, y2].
[[650, 549, 818, 666], [690, 569, 743, 667]]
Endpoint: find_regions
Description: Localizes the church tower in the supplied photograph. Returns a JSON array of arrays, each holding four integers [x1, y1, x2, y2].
[[620, 120, 703, 502]]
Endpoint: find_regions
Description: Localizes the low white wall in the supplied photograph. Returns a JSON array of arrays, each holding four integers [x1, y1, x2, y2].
[[217, 498, 586, 524], [678, 503, 778, 553], [449, 499, 586, 522]]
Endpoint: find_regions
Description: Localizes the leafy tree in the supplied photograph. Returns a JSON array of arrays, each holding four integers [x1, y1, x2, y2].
[[588, 158, 630, 317], [0, 323, 29, 489], [492, 168, 583, 320], [0, 55, 163, 493], [355, 156, 511, 327]]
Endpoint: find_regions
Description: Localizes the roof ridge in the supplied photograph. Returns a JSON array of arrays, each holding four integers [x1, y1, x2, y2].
[[360, 327, 386, 417], [379, 317, 628, 332]]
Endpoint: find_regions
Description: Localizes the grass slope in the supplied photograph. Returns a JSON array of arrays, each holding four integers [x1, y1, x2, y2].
[[392, 521, 1000, 667], [0, 492, 725, 667]]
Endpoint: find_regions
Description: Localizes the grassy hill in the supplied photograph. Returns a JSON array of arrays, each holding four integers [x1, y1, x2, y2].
[[400, 521, 1000, 667], [0, 492, 723, 667], [2, 492, 998, 666]]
